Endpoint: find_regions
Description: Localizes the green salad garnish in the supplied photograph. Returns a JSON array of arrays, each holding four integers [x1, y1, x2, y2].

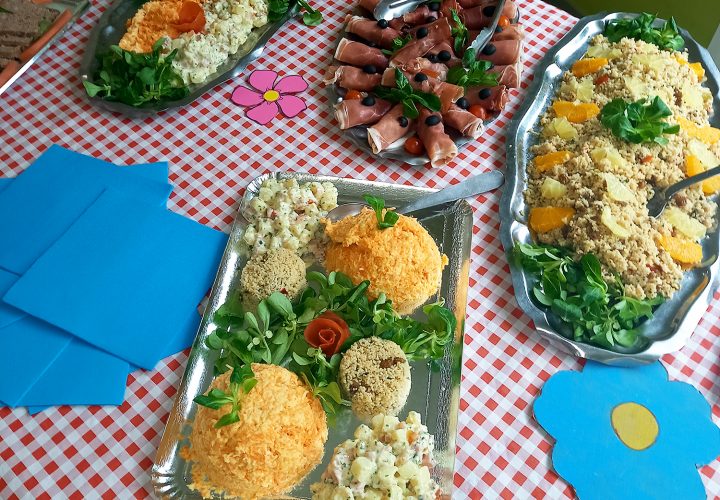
[[513, 243, 663, 348], [600, 96, 680, 145], [604, 13, 684, 52], [374, 68, 441, 119], [364, 194, 399, 229]]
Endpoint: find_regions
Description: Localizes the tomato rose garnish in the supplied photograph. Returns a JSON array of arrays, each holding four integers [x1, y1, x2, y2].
[[304, 311, 350, 357]]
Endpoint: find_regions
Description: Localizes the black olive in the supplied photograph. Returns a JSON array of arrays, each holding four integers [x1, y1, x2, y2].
[[482, 5, 495, 16], [456, 97, 469, 109], [478, 88, 492, 99], [495, 25, 503, 33], [426, 16, 437, 23], [363, 64, 377, 74], [424, 115, 441, 126], [398, 116, 409, 127], [428, 2, 440, 11], [414, 72, 428, 82], [426, 53, 438, 63], [416, 27, 429, 38], [482, 43, 496, 55], [362, 95, 376, 106], [377, 19, 389, 28], [438, 50, 451, 62]]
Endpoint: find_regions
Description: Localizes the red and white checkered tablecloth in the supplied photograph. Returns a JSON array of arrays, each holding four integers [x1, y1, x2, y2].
[[1, 0, 720, 497]]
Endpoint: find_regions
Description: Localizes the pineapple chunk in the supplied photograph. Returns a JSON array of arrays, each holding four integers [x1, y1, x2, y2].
[[688, 139, 720, 168], [631, 54, 667, 72], [601, 206, 631, 238], [541, 177, 567, 199], [587, 45, 622, 59], [681, 81, 704, 109], [603, 173, 635, 202], [591, 147, 628, 170], [544, 116, 578, 140], [624, 76, 648, 100], [559, 77, 595, 102], [664, 206, 707, 240]]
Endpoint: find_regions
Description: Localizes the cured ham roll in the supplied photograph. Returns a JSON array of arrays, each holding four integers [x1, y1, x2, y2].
[[489, 61, 521, 88], [439, 0, 461, 19], [358, 0, 381, 13], [398, 57, 449, 80], [367, 104, 415, 153], [491, 23, 524, 41], [390, 18, 451, 67], [458, 0, 517, 12], [335, 39, 390, 70], [426, 41, 462, 67], [475, 39, 521, 66], [403, 6, 432, 25], [324, 65, 383, 91], [442, 104, 484, 138], [335, 98, 393, 129], [461, 2, 518, 29], [380, 68, 463, 112], [345, 15, 401, 48], [466, 84, 509, 111], [418, 108, 458, 168]]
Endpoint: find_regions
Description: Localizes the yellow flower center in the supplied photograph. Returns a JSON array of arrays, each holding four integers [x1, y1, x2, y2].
[[611, 402, 659, 451], [263, 90, 280, 102]]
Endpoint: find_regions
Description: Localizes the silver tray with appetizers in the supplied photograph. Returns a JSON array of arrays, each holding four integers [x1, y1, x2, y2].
[[78, 0, 299, 117], [500, 12, 720, 365], [152, 172, 473, 498], [0, 0, 89, 96]]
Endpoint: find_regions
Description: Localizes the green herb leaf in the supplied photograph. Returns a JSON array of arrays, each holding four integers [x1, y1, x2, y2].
[[600, 96, 680, 144], [381, 34, 412, 56], [0, 6, 12, 13], [450, 9, 468, 54], [446, 49, 498, 89], [605, 13, 684, 51], [297, 0, 322, 26], [363, 194, 399, 229], [373, 68, 441, 118]]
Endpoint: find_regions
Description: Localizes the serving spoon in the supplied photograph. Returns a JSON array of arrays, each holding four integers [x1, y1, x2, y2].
[[326, 169, 504, 222], [647, 164, 720, 217]]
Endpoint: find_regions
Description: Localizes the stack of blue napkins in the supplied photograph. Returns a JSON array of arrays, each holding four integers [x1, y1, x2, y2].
[[0, 146, 227, 414]]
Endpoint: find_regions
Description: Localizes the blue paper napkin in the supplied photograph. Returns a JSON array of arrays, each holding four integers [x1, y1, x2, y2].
[[4, 188, 227, 369], [0, 145, 172, 274], [0, 177, 11, 194]]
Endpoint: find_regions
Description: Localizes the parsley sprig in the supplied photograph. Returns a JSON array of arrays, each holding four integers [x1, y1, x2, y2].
[[450, 9, 468, 54], [268, 0, 322, 26], [600, 96, 680, 145], [605, 13, 684, 51], [513, 243, 663, 348], [83, 40, 189, 107], [374, 68, 441, 119], [381, 35, 412, 56], [446, 48, 499, 88], [364, 195, 399, 229], [195, 270, 456, 427]]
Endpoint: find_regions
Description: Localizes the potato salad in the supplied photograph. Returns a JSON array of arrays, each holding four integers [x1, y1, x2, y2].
[[241, 178, 338, 262], [311, 412, 440, 500]]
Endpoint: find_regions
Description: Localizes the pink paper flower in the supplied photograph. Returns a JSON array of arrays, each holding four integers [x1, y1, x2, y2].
[[231, 70, 308, 125]]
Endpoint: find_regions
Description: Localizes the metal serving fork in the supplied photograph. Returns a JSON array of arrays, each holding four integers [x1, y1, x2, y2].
[[647, 164, 720, 217]]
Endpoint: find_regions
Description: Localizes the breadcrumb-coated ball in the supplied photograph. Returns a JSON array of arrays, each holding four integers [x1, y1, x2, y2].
[[324, 208, 448, 314], [339, 337, 411, 420], [239, 248, 307, 310], [185, 364, 327, 499]]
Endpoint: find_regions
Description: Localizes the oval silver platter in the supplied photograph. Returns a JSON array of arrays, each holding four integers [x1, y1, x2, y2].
[[152, 172, 473, 498], [328, 8, 520, 166], [78, 0, 298, 117], [0, 0, 90, 96], [500, 12, 720, 366]]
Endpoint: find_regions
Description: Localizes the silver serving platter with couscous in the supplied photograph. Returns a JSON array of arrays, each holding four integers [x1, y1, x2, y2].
[[500, 12, 720, 365], [151, 172, 473, 498]]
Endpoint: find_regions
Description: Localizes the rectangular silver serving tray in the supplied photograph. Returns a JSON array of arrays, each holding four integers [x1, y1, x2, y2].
[[0, 0, 89, 96], [152, 172, 473, 498], [500, 12, 720, 365], [78, 0, 298, 117]]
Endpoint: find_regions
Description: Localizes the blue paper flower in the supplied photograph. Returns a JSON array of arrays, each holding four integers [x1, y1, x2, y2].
[[534, 362, 720, 500]]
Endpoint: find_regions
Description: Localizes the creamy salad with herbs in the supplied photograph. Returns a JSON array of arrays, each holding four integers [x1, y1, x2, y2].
[[311, 412, 440, 499], [169, 0, 268, 84]]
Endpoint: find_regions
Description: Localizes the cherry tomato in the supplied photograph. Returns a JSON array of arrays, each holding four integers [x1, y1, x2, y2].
[[404, 135, 425, 155], [497, 15, 510, 28], [594, 74, 609, 86], [468, 104, 489, 120], [345, 90, 363, 100]]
